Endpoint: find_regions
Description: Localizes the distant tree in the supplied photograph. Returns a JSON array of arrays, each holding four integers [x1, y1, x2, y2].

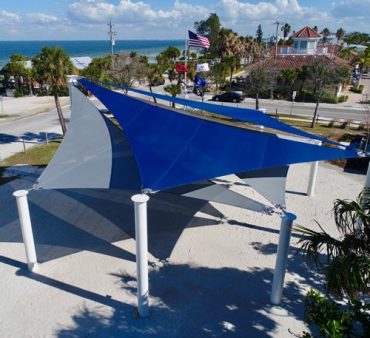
[[336, 28, 345, 42], [281, 23, 291, 39], [279, 68, 298, 98], [345, 32, 370, 45], [219, 28, 243, 57], [256, 24, 263, 44], [339, 47, 356, 61], [80, 56, 111, 81], [321, 28, 331, 43], [298, 64, 310, 91], [194, 13, 221, 56], [313, 25, 318, 32], [108, 52, 150, 89], [32, 47, 73, 135], [358, 46, 370, 72], [164, 84, 181, 108], [190, 52, 197, 60], [10, 53, 28, 62], [248, 65, 268, 110], [306, 60, 337, 128], [162, 46, 181, 63], [223, 55, 240, 83], [209, 62, 227, 91]]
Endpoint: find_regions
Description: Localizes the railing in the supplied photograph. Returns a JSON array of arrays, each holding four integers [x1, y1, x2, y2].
[[279, 47, 328, 55]]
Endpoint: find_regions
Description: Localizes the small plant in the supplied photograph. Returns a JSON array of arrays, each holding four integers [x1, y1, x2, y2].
[[338, 95, 349, 103], [351, 85, 364, 94], [304, 290, 354, 338]]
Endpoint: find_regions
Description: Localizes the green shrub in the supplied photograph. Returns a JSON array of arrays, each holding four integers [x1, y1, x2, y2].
[[338, 95, 349, 103], [305, 290, 354, 338], [321, 93, 338, 104], [294, 90, 315, 102], [351, 85, 364, 94], [14, 88, 24, 97]]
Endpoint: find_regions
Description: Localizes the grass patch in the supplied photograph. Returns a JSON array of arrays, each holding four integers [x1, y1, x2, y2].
[[0, 139, 62, 168]]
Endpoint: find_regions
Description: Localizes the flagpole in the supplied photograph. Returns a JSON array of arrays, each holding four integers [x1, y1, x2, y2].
[[184, 26, 189, 99], [184, 26, 188, 97]]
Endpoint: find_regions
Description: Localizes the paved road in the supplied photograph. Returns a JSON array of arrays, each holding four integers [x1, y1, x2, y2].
[[0, 106, 70, 160]]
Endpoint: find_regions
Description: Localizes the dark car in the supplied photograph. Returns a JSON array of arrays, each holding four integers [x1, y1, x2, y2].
[[212, 91, 245, 103], [221, 81, 248, 92]]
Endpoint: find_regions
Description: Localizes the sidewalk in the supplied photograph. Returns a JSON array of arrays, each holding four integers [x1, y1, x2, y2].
[[0, 96, 69, 122]]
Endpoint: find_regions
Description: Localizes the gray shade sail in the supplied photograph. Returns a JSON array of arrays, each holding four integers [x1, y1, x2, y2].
[[237, 166, 289, 207], [182, 183, 273, 214], [34, 86, 141, 190]]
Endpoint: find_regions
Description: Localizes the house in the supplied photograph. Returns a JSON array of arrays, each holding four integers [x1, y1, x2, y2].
[[246, 26, 351, 96]]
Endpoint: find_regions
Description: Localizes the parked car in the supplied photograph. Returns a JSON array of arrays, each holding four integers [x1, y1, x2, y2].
[[212, 91, 245, 103], [221, 81, 248, 92]]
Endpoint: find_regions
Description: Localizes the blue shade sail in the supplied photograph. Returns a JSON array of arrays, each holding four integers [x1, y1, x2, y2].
[[83, 79, 342, 146], [78, 79, 359, 193]]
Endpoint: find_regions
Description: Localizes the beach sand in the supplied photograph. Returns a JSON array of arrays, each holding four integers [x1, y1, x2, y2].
[[0, 162, 365, 337]]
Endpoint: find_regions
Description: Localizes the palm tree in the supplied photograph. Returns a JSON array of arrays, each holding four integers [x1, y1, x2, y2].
[[296, 188, 370, 298], [32, 47, 73, 135], [164, 84, 181, 108], [279, 69, 297, 98], [296, 189, 370, 336], [321, 28, 331, 43], [281, 23, 291, 39], [336, 28, 345, 42]]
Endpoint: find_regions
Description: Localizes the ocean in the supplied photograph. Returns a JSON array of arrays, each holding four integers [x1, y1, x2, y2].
[[0, 40, 185, 68]]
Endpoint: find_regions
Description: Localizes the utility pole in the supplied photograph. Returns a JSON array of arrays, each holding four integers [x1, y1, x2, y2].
[[271, 21, 283, 99], [273, 21, 283, 64], [108, 19, 116, 59]]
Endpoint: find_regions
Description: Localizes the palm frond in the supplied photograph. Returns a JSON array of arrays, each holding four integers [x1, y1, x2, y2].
[[294, 223, 344, 266]]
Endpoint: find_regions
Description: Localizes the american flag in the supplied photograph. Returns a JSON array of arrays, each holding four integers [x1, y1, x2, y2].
[[188, 30, 210, 49]]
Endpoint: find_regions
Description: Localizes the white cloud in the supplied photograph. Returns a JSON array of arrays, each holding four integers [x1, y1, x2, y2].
[[27, 13, 58, 24], [68, 0, 209, 29], [0, 9, 21, 23]]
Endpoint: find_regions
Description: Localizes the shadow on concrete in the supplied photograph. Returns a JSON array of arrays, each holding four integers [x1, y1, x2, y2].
[[53, 256, 319, 338], [0, 132, 61, 145]]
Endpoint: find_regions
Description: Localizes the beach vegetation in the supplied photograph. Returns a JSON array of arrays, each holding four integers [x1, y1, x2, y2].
[[164, 84, 181, 108], [81, 55, 111, 82], [336, 28, 345, 42], [281, 23, 291, 39], [108, 52, 150, 90], [32, 47, 73, 135], [296, 189, 370, 337], [320, 28, 331, 43]]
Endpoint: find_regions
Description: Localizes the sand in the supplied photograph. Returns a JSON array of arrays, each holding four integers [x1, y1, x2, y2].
[[0, 161, 365, 337]]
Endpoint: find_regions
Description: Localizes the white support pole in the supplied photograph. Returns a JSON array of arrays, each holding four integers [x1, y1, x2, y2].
[[66, 75, 78, 105], [131, 194, 150, 317], [270, 212, 296, 305], [307, 161, 319, 196], [365, 160, 370, 188], [13, 190, 38, 272], [307, 141, 322, 197]]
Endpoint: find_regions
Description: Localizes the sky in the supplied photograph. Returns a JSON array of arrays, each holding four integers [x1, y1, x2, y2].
[[0, 0, 369, 40]]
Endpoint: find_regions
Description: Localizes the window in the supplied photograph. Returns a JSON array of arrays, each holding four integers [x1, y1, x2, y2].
[[300, 41, 307, 49]]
